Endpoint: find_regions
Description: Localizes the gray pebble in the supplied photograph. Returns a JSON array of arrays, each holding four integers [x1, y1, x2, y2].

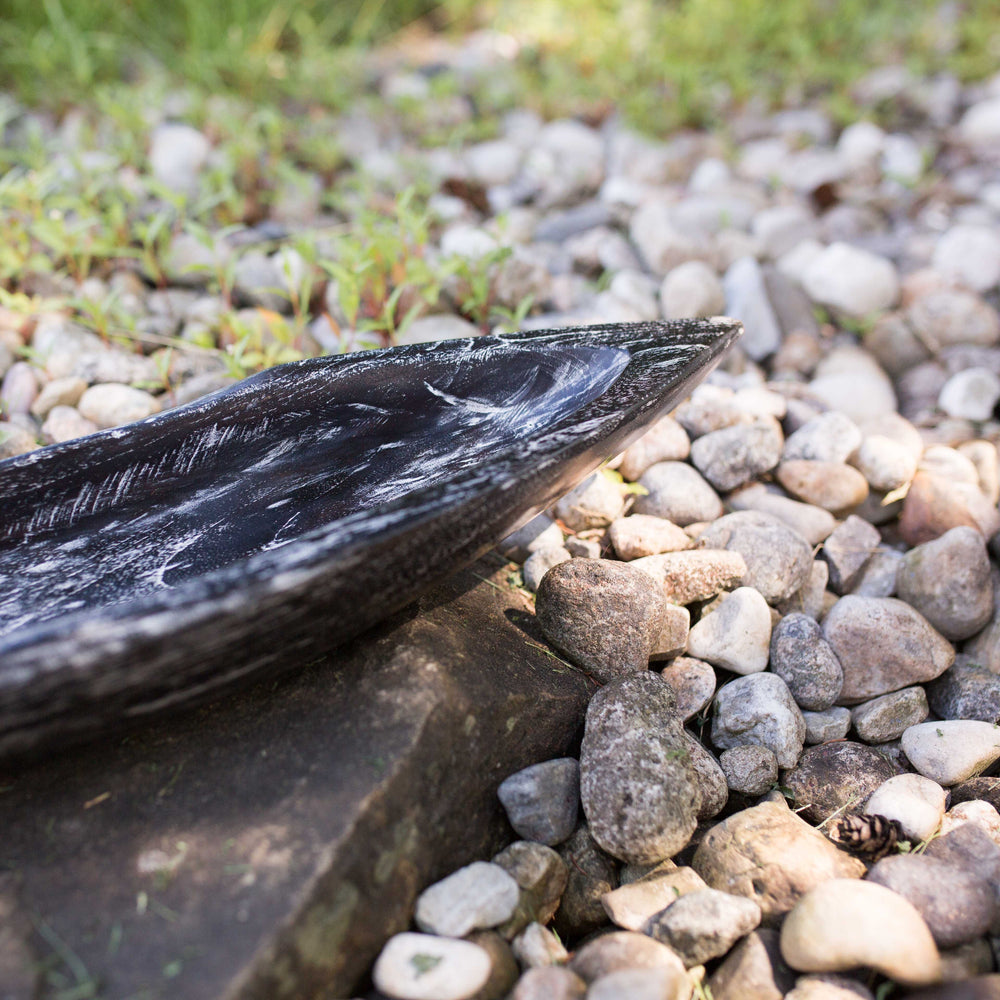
[[707, 929, 798, 1000], [822, 515, 882, 594], [581, 673, 701, 864], [802, 707, 852, 745], [0, 361, 38, 416], [41, 405, 98, 444], [896, 526, 994, 641], [776, 559, 831, 621], [601, 867, 708, 931], [232, 251, 289, 313], [415, 861, 520, 937], [553, 825, 617, 941], [660, 260, 725, 320], [77, 383, 160, 429], [850, 686, 929, 743], [907, 288, 1000, 350], [149, 122, 210, 197], [565, 536, 602, 559], [373, 932, 492, 1000], [851, 434, 918, 492], [29, 375, 86, 419], [630, 549, 747, 606], [801, 242, 899, 320], [522, 545, 572, 592], [499, 513, 564, 563], [633, 461, 723, 526], [712, 673, 806, 767], [510, 966, 585, 1000], [927, 655, 1000, 723], [492, 841, 568, 937], [723, 256, 783, 361], [689, 419, 784, 492], [511, 923, 568, 970], [644, 887, 762, 966], [617, 417, 690, 481], [649, 604, 691, 662], [697, 510, 813, 604], [684, 732, 729, 820], [848, 547, 902, 598], [658, 657, 717, 723], [728, 483, 836, 546], [554, 471, 625, 531], [568, 930, 687, 984], [770, 613, 844, 711], [720, 745, 780, 796], [535, 559, 664, 683], [587, 966, 690, 1000], [498, 759, 580, 846], [0, 423, 36, 459], [783, 411, 862, 464]]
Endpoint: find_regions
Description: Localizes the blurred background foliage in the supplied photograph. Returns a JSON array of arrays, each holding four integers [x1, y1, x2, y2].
[[0, 0, 998, 131]]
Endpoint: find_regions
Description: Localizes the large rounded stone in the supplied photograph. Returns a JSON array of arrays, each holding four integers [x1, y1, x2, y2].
[[712, 672, 806, 767], [866, 853, 997, 948], [895, 527, 993, 641], [693, 800, 866, 920], [780, 879, 941, 986], [536, 559, 665, 683], [822, 596, 955, 703], [901, 720, 1000, 786], [697, 511, 813, 604], [580, 673, 701, 864], [782, 742, 895, 824], [634, 461, 724, 525], [770, 613, 844, 711], [783, 412, 862, 464]]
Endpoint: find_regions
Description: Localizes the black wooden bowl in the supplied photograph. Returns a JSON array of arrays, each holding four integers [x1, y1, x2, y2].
[[0, 318, 740, 759]]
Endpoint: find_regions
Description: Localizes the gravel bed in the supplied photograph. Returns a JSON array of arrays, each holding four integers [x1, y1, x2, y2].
[[3, 40, 1000, 1000]]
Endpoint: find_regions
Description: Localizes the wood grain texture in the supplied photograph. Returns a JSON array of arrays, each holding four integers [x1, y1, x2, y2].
[[0, 318, 741, 760]]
